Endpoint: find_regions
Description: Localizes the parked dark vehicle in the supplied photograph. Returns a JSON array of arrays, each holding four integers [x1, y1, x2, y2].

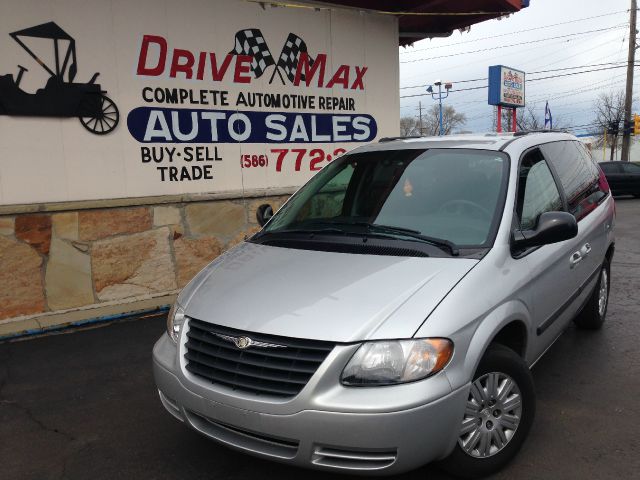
[[599, 162, 640, 197]]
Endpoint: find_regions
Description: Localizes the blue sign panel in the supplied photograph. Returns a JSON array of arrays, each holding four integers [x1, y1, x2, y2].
[[127, 107, 377, 143]]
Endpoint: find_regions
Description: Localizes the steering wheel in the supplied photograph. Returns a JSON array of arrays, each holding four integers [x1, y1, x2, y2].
[[438, 199, 492, 221]]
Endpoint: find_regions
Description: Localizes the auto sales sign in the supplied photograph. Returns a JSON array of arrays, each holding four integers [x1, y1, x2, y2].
[[0, 0, 398, 205]]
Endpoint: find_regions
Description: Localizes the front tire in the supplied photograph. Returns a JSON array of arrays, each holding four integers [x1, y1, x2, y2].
[[439, 344, 535, 479], [573, 258, 610, 330]]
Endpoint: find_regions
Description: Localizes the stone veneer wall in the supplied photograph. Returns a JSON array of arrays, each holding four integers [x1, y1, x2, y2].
[[0, 195, 289, 330]]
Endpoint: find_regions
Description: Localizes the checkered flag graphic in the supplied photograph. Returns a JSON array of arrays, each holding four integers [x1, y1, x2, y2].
[[275, 33, 314, 83], [229, 28, 275, 78]]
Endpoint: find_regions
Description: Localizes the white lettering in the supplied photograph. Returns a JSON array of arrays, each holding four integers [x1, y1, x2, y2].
[[332, 115, 351, 142], [144, 111, 172, 141], [265, 114, 287, 141], [228, 113, 251, 141], [289, 116, 309, 142], [201, 111, 226, 141], [171, 111, 199, 141]]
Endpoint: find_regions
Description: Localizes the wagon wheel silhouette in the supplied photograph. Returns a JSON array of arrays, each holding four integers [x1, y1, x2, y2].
[[79, 95, 119, 135]]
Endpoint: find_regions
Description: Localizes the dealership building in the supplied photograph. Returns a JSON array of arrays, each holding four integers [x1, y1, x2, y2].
[[0, 0, 528, 337]]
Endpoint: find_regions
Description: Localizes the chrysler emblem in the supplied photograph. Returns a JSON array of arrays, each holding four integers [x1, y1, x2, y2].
[[215, 333, 286, 349]]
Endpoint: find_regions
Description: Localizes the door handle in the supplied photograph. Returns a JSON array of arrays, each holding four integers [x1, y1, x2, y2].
[[570, 251, 582, 268]]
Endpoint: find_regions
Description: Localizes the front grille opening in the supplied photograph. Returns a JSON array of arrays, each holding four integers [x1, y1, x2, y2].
[[185, 319, 335, 398], [186, 410, 299, 459], [312, 445, 397, 470]]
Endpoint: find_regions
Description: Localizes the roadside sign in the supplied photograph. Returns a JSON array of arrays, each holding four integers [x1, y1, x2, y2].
[[488, 65, 526, 108]]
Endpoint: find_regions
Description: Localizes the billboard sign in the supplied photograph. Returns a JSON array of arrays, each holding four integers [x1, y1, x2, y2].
[[0, 0, 399, 206], [488, 65, 525, 108]]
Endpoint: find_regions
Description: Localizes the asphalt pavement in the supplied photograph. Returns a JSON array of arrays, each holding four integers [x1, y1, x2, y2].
[[1, 198, 639, 480]]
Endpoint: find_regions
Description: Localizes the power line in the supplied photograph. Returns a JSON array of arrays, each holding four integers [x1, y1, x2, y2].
[[528, 64, 634, 83], [400, 62, 628, 90], [400, 85, 487, 99], [401, 77, 487, 90], [533, 34, 625, 69], [399, 64, 637, 98], [509, 30, 626, 72], [529, 61, 628, 76], [399, 10, 631, 54], [401, 32, 585, 82], [400, 25, 627, 64]]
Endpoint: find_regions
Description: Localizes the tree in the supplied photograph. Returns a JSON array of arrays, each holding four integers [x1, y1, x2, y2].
[[590, 90, 626, 161], [422, 105, 467, 135], [400, 116, 419, 136]]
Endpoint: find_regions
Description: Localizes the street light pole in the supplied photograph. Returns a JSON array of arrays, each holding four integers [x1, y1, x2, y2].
[[427, 81, 452, 136], [437, 83, 444, 136]]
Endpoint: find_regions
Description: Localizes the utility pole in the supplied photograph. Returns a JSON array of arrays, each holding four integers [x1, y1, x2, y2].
[[621, 0, 637, 162], [418, 101, 423, 135]]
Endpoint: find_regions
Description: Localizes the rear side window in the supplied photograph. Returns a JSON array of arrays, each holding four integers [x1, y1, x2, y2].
[[516, 149, 563, 230], [540, 141, 602, 221]]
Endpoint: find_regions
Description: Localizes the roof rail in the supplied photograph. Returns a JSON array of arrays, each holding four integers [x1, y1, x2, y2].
[[512, 129, 569, 137], [378, 136, 422, 142]]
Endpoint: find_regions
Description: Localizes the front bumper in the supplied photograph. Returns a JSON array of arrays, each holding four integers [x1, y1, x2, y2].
[[153, 333, 469, 475]]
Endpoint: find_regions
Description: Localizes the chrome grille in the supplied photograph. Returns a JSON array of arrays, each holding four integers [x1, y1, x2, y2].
[[185, 318, 335, 398]]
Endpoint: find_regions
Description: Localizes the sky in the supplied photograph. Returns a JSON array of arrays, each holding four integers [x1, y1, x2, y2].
[[398, 0, 636, 135]]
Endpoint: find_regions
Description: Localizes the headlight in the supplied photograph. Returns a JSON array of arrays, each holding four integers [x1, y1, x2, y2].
[[341, 338, 453, 386], [166, 302, 186, 343]]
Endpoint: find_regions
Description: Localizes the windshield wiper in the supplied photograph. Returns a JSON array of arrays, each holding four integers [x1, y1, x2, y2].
[[257, 221, 459, 256], [330, 221, 459, 256], [255, 225, 351, 238]]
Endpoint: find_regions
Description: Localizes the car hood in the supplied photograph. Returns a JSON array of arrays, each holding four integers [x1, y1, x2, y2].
[[179, 242, 478, 343]]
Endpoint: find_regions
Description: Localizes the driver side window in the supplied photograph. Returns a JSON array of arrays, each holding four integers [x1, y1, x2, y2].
[[517, 150, 563, 230]]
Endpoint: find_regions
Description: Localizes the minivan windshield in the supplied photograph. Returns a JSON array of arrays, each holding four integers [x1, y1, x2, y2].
[[261, 148, 508, 250]]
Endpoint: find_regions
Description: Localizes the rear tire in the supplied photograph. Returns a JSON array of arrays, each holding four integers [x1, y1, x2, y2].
[[573, 258, 610, 330], [439, 344, 535, 479]]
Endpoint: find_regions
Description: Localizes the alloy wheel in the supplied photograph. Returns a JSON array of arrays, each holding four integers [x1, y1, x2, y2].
[[458, 372, 522, 458], [598, 268, 608, 317]]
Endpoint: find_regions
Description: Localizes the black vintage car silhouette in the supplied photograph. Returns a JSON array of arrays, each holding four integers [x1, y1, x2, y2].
[[0, 22, 119, 134]]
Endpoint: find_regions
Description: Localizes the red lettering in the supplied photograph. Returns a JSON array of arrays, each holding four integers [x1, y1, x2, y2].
[[196, 52, 207, 80], [170, 49, 195, 79], [326, 64, 349, 89], [211, 53, 234, 81], [137, 35, 167, 76], [294, 53, 326, 87], [234, 55, 253, 83], [351, 66, 367, 90]]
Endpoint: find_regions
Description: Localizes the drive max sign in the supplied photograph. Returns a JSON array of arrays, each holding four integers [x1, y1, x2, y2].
[[127, 28, 378, 181], [136, 34, 369, 89]]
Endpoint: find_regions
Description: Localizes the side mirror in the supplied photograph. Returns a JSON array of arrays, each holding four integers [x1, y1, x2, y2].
[[512, 211, 578, 250], [256, 204, 274, 227]]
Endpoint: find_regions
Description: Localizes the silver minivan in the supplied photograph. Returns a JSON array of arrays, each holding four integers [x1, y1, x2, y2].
[[153, 132, 615, 478]]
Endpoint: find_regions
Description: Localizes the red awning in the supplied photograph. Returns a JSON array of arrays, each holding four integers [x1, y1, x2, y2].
[[329, 1, 528, 45]]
